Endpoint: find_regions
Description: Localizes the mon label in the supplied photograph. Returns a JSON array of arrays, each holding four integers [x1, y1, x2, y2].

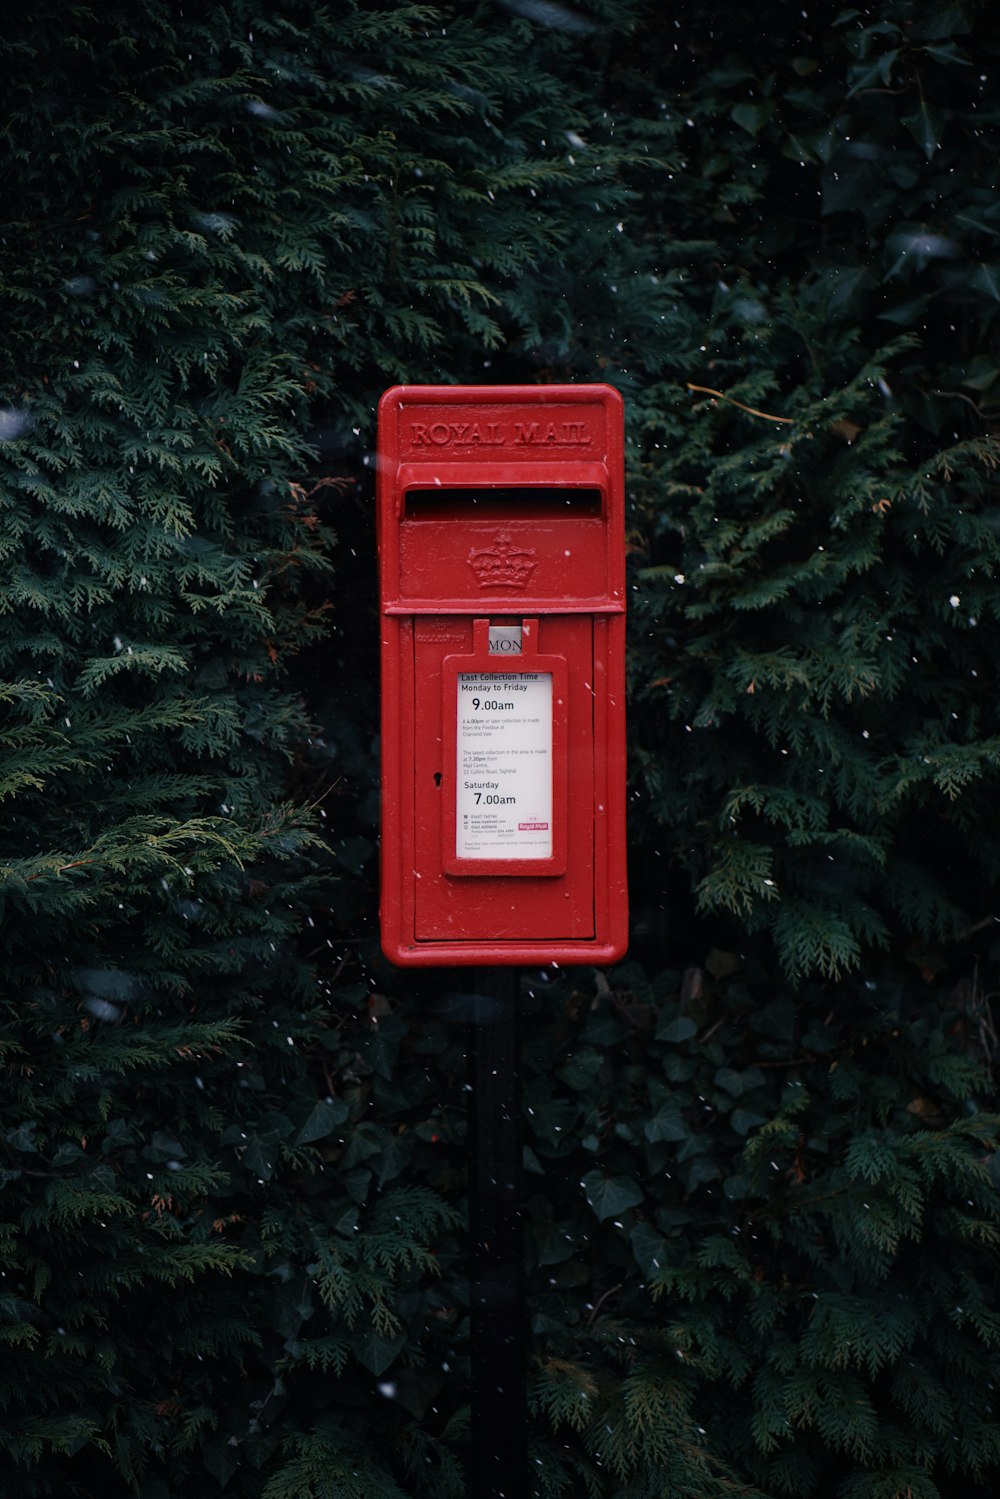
[[488, 624, 523, 654]]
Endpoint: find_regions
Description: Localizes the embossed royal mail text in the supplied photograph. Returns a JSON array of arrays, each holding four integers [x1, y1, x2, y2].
[[409, 419, 591, 448]]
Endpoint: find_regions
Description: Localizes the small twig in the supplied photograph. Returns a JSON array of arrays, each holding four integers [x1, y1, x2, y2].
[[698, 1015, 727, 1044], [686, 383, 794, 424], [587, 1283, 623, 1324], [958, 914, 999, 941], [307, 475, 356, 497], [24, 858, 95, 883], [852, 85, 910, 97], [932, 389, 984, 417]]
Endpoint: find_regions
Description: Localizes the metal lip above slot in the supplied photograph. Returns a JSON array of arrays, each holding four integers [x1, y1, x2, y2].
[[394, 459, 612, 498]]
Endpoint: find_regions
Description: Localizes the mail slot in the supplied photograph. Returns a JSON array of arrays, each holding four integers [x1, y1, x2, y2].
[[377, 384, 627, 966]]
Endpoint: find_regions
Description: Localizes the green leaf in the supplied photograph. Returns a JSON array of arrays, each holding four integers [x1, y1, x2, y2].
[[582, 1171, 644, 1221], [374, 1132, 415, 1186], [50, 1142, 85, 1166], [536, 1219, 585, 1266], [202, 1437, 239, 1489], [679, 1154, 720, 1190], [663, 1054, 696, 1082], [244, 1135, 279, 1182], [5, 1123, 37, 1153], [630, 1220, 670, 1278], [731, 102, 773, 136], [295, 1098, 349, 1146], [656, 1014, 698, 1043], [644, 1104, 689, 1143], [143, 1131, 186, 1163], [902, 102, 945, 159], [970, 264, 1000, 303], [715, 1065, 766, 1097], [731, 1108, 769, 1136], [923, 39, 972, 64], [351, 1326, 407, 1376], [525, 1082, 578, 1148]]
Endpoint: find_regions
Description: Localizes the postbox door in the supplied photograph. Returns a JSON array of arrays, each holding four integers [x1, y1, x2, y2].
[[411, 616, 595, 942]]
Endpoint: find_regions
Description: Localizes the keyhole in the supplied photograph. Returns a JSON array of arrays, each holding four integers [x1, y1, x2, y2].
[[433, 771, 442, 788]]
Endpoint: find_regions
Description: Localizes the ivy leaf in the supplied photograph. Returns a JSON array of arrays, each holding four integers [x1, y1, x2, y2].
[[272, 1273, 314, 1339], [360, 1016, 405, 1080], [557, 1047, 604, 1091], [582, 1171, 643, 1221], [878, 294, 930, 327], [912, 3, 972, 40], [656, 1013, 698, 1043], [525, 1082, 578, 1148], [643, 1104, 689, 1143], [351, 1326, 407, 1376], [50, 1141, 85, 1166], [343, 1124, 384, 1168], [630, 1221, 669, 1277], [902, 102, 945, 159], [244, 1135, 279, 1182], [715, 1065, 766, 1097], [679, 1154, 720, 1190], [343, 1169, 371, 1205], [294, 1098, 349, 1146], [923, 39, 972, 64], [537, 1219, 585, 1266], [731, 102, 773, 136], [143, 1131, 186, 1163], [731, 1108, 769, 1136], [202, 1437, 239, 1489], [677, 1131, 713, 1163], [5, 1123, 37, 1153], [970, 264, 1000, 303], [374, 1132, 415, 1186]]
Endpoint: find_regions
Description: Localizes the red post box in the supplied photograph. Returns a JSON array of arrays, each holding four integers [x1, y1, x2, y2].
[[377, 384, 627, 966]]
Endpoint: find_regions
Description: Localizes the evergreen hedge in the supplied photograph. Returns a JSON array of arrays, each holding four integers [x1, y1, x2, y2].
[[1, 2, 999, 1497]]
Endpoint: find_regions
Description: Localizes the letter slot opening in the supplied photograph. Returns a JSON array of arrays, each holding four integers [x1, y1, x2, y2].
[[404, 487, 603, 520]]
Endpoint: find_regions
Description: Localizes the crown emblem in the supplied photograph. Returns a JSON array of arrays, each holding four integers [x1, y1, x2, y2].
[[467, 533, 537, 590]]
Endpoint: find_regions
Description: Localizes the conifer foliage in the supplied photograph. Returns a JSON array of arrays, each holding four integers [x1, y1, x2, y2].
[[0, 2, 645, 1495], [514, 957, 1000, 1499], [623, 0, 1000, 981], [2, 1, 1000, 1497]]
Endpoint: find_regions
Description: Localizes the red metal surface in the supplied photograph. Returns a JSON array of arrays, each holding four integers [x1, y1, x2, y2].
[[378, 384, 627, 967]]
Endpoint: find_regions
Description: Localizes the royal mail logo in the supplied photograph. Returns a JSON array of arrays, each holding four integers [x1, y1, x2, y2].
[[409, 418, 592, 448], [468, 533, 537, 590]]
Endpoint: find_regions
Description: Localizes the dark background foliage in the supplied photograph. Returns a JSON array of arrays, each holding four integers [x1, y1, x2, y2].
[[1, 2, 999, 1497]]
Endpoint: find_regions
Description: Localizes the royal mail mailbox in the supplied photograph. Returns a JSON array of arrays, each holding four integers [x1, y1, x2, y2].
[[377, 384, 627, 966]]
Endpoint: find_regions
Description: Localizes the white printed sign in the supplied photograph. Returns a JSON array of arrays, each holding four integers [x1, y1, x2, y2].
[[456, 672, 552, 859]]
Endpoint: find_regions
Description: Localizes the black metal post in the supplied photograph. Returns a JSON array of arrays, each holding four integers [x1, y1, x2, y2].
[[467, 966, 526, 1499]]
